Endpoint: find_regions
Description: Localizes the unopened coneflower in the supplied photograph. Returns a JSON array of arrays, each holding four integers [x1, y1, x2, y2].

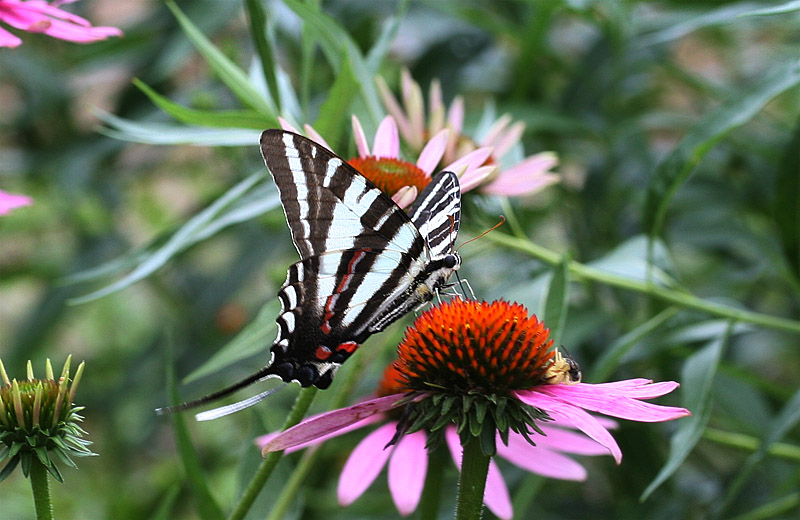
[[0, 356, 93, 519], [262, 299, 690, 519]]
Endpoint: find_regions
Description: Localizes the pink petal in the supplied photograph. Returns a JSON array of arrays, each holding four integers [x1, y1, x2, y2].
[[351, 115, 370, 158], [388, 431, 428, 515], [261, 393, 403, 454], [459, 166, 495, 193], [254, 414, 383, 454], [538, 383, 691, 423], [516, 390, 623, 463], [428, 79, 445, 135], [0, 26, 23, 47], [481, 152, 559, 196], [444, 146, 493, 177], [277, 116, 300, 133], [303, 124, 332, 151], [372, 116, 400, 158], [376, 75, 412, 140], [445, 428, 512, 520], [536, 424, 613, 456], [338, 422, 396, 506], [447, 96, 464, 134], [481, 114, 512, 147], [401, 69, 425, 149], [416, 128, 449, 175], [497, 433, 587, 481], [0, 190, 33, 215], [492, 121, 525, 160], [392, 186, 418, 209]]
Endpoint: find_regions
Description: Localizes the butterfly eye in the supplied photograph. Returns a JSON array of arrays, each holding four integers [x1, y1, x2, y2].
[[443, 254, 458, 269]]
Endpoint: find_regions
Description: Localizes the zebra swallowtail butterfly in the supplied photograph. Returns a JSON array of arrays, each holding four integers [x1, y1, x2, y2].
[[159, 130, 461, 418]]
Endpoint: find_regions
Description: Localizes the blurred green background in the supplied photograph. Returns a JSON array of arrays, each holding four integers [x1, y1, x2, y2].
[[2, 1, 800, 519]]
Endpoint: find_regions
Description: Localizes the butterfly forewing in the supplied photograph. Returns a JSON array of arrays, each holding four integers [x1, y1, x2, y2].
[[408, 170, 461, 258]]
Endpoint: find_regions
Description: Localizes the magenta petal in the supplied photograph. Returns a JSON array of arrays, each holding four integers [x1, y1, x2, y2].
[[377, 76, 411, 140], [447, 96, 465, 133], [0, 26, 23, 47], [444, 146, 493, 176], [261, 394, 403, 454], [445, 428, 512, 520], [536, 424, 612, 456], [373, 116, 400, 158], [0, 190, 33, 215], [303, 124, 332, 151], [338, 422, 397, 506], [388, 431, 428, 515], [539, 384, 690, 422], [255, 414, 383, 454], [516, 391, 622, 463], [498, 433, 587, 481], [459, 166, 494, 193], [277, 116, 300, 133], [493, 121, 525, 159], [481, 114, 512, 146], [351, 115, 370, 158], [416, 129, 449, 175]]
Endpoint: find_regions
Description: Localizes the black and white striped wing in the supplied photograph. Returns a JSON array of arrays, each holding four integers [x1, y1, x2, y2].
[[408, 171, 461, 258]]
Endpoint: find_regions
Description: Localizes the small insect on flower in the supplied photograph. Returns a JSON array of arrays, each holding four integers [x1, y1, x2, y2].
[[542, 348, 582, 385]]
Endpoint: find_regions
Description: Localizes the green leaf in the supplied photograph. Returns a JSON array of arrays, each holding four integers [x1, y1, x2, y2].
[[741, 0, 800, 17], [773, 116, 800, 282], [644, 59, 800, 239], [183, 300, 279, 384], [244, 0, 281, 113], [313, 54, 358, 147], [69, 172, 266, 304], [166, 350, 224, 520], [641, 322, 732, 500], [133, 78, 276, 130], [151, 484, 182, 520], [715, 385, 800, 517], [98, 111, 261, 146], [542, 254, 570, 347], [165, 0, 274, 116]]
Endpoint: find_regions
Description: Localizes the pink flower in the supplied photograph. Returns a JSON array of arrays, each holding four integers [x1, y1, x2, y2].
[[0, 189, 32, 215], [0, 0, 122, 48], [378, 69, 559, 197], [260, 300, 690, 518]]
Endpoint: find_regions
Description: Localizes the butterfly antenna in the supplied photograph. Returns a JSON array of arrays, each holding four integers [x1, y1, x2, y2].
[[456, 216, 506, 252], [154, 364, 276, 416], [195, 384, 288, 421]]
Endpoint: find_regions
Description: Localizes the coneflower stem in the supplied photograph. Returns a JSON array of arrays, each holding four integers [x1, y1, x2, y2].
[[227, 386, 318, 520], [30, 459, 54, 520], [455, 436, 490, 520]]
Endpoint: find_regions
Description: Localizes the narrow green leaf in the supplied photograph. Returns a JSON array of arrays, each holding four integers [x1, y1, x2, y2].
[[641, 321, 733, 500], [774, 116, 800, 282], [313, 54, 358, 147], [133, 78, 276, 130], [542, 254, 570, 347], [69, 172, 265, 304], [98, 111, 261, 146], [183, 300, 279, 384], [715, 385, 800, 517], [166, 348, 224, 520], [244, 0, 281, 113], [151, 484, 181, 520], [644, 59, 800, 239], [729, 493, 800, 520], [741, 0, 800, 17], [165, 0, 274, 116]]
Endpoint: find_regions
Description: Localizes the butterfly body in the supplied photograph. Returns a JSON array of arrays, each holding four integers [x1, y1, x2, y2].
[[261, 130, 462, 388]]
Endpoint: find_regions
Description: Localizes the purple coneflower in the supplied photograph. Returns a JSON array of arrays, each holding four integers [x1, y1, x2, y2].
[[378, 69, 559, 197], [0, 0, 121, 48], [260, 299, 690, 518]]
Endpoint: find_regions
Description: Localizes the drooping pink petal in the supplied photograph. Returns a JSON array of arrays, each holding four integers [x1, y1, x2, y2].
[[0, 0, 121, 44], [372, 116, 400, 158], [0, 25, 22, 47], [497, 432, 587, 481], [0, 189, 33, 215], [351, 115, 370, 158], [445, 428, 512, 520], [537, 384, 690, 423], [459, 166, 495, 193], [428, 79, 445, 135], [303, 124, 332, 151], [492, 121, 525, 160], [338, 422, 397, 506], [481, 114, 512, 147], [388, 430, 428, 516], [261, 393, 403, 454], [392, 186, 418, 209], [536, 423, 613, 456], [516, 390, 623, 463], [416, 128, 449, 175], [255, 414, 383, 454], [481, 152, 559, 196], [444, 146, 493, 177], [447, 96, 465, 134], [376, 76, 412, 140], [277, 116, 300, 133], [401, 69, 425, 149]]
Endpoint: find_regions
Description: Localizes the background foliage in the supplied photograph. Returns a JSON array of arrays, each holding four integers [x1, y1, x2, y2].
[[2, 0, 800, 519]]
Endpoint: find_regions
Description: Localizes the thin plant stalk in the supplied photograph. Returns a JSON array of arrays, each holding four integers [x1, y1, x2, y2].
[[29, 459, 54, 520], [455, 436, 490, 520]]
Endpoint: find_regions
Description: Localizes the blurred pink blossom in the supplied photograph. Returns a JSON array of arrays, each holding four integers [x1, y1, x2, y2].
[[0, 189, 32, 215], [0, 0, 122, 48]]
